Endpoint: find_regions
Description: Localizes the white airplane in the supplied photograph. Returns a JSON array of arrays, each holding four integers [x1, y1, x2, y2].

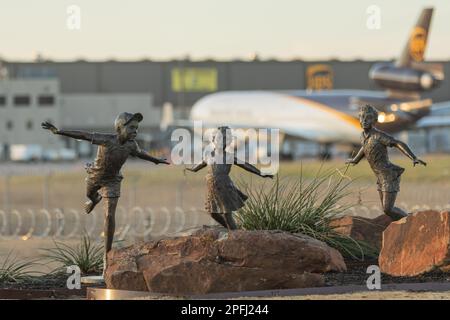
[[164, 8, 443, 154]]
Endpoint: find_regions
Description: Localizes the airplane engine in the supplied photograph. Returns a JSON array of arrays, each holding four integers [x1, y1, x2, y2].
[[369, 63, 442, 92]]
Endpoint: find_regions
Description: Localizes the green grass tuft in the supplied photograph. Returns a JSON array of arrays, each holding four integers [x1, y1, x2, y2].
[[236, 165, 379, 260], [0, 251, 42, 283], [40, 234, 104, 275]]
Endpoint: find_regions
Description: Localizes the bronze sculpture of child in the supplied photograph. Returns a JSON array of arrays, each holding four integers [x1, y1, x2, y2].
[[42, 112, 169, 274], [185, 126, 273, 229], [346, 105, 426, 221]]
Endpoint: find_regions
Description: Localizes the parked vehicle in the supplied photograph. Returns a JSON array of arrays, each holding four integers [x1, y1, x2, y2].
[[10, 145, 43, 162]]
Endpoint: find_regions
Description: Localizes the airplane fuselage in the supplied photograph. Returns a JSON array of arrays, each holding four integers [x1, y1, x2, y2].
[[190, 90, 431, 145]]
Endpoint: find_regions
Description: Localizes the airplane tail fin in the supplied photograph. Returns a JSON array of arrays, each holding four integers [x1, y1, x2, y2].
[[370, 7, 442, 97], [396, 8, 433, 67]]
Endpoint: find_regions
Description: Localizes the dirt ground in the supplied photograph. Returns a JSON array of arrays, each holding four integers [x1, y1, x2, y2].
[[248, 291, 450, 300], [126, 291, 450, 300]]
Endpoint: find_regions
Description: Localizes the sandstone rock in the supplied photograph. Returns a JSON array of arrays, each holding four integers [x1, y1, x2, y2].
[[331, 214, 392, 249], [105, 226, 346, 294], [379, 210, 450, 277]]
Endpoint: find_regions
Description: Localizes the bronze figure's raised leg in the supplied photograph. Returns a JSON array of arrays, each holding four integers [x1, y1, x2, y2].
[[84, 182, 102, 214], [224, 213, 237, 230], [378, 190, 384, 208], [211, 212, 228, 228], [381, 191, 408, 221]]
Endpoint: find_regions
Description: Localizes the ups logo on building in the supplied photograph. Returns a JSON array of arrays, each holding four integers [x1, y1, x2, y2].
[[409, 27, 427, 62], [306, 64, 334, 90]]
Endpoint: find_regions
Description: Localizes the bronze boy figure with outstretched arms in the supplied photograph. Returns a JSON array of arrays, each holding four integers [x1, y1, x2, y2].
[[346, 105, 426, 221], [185, 126, 273, 230], [42, 112, 169, 275]]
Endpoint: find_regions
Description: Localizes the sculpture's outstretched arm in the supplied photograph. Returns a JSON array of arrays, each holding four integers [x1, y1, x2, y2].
[[135, 151, 170, 165], [185, 161, 207, 173], [41, 121, 93, 141], [234, 157, 273, 178], [345, 147, 365, 165], [393, 140, 427, 166], [57, 130, 94, 141]]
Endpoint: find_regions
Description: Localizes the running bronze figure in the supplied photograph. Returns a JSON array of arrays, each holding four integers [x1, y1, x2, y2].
[[185, 126, 273, 229], [41, 112, 169, 274], [346, 105, 426, 221]]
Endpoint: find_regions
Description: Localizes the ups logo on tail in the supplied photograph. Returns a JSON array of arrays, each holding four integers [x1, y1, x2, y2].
[[306, 64, 334, 90], [409, 27, 427, 62]]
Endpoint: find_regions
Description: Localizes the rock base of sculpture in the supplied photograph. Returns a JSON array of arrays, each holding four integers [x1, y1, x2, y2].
[[105, 226, 346, 294], [331, 214, 392, 250], [379, 210, 450, 277]]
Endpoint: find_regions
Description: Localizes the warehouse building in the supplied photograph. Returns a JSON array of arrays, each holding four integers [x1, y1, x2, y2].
[[0, 59, 449, 160], [4, 59, 450, 105]]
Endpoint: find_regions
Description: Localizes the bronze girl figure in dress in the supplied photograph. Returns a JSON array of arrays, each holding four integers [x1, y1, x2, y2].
[[346, 105, 426, 221], [186, 126, 273, 229]]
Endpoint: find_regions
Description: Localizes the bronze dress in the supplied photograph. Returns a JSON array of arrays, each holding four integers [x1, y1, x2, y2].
[[361, 128, 405, 193], [205, 163, 248, 214]]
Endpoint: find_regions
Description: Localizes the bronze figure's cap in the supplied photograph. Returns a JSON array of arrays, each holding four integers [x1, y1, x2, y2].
[[114, 112, 143, 131], [359, 104, 378, 118]]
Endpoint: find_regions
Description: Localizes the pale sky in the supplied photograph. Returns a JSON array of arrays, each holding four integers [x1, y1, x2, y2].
[[0, 0, 449, 61]]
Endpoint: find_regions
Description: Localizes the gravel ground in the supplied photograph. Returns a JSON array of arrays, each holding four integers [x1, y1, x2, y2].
[[325, 260, 450, 287], [2, 260, 450, 290]]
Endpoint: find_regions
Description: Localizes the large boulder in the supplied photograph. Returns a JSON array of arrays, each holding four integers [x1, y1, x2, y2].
[[379, 210, 450, 277], [105, 226, 346, 294], [331, 214, 392, 249]]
